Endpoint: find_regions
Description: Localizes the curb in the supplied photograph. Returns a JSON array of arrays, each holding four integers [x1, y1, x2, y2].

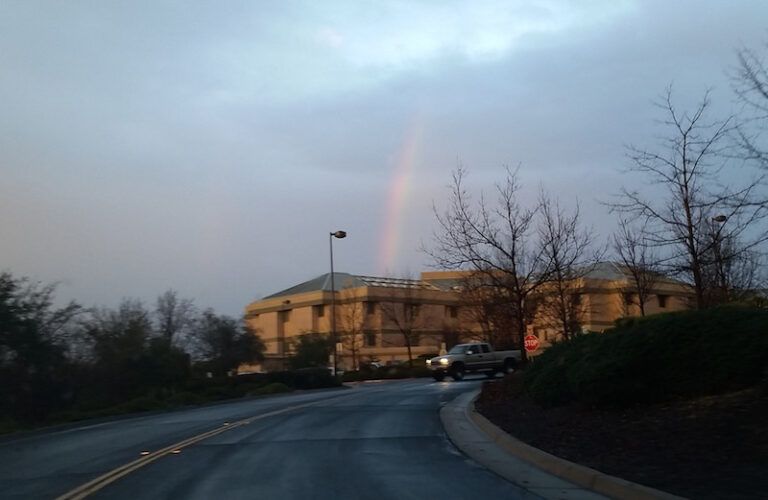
[[468, 395, 685, 500]]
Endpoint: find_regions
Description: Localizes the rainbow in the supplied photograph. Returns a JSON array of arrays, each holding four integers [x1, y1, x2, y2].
[[377, 113, 424, 275]]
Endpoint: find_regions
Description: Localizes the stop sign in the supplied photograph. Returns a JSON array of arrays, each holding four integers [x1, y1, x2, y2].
[[524, 335, 540, 352]]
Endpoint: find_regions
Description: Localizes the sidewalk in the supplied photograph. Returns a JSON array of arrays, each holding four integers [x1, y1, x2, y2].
[[440, 390, 684, 500]]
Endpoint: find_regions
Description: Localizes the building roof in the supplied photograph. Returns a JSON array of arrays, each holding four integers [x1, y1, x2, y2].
[[356, 275, 440, 290], [421, 277, 465, 291], [263, 272, 440, 299], [583, 262, 631, 280], [261, 263, 687, 300], [582, 261, 688, 286]]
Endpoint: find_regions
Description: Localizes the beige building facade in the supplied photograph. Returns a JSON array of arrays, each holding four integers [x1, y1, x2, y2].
[[526, 262, 693, 354], [243, 263, 693, 371], [244, 273, 466, 372]]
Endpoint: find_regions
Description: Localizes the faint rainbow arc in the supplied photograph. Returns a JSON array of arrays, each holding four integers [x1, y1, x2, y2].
[[377, 114, 424, 275]]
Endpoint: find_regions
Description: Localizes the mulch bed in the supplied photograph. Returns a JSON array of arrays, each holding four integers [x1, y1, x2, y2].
[[476, 377, 768, 499]]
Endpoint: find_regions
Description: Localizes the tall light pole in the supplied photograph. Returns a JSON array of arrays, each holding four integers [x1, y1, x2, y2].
[[329, 230, 346, 376]]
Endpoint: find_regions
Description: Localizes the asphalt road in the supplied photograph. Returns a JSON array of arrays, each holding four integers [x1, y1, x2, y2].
[[0, 378, 534, 500]]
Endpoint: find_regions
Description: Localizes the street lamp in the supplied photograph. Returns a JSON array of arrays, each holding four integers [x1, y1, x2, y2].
[[329, 230, 346, 376]]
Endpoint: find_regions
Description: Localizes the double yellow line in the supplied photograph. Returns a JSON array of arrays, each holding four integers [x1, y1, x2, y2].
[[57, 394, 350, 499]]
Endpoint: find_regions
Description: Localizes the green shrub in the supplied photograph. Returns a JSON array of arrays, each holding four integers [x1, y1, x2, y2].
[[0, 417, 20, 435], [341, 370, 368, 382], [109, 395, 168, 414], [341, 363, 432, 382], [289, 367, 340, 389], [253, 382, 292, 395], [165, 391, 207, 406], [525, 306, 768, 408], [235, 367, 340, 390], [201, 385, 242, 401]]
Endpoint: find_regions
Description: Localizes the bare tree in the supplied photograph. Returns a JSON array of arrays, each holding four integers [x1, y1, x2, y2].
[[338, 290, 365, 371], [701, 220, 766, 304], [536, 192, 602, 340], [428, 167, 550, 363], [439, 321, 463, 353], [457, 272, 520, 348], [378, 281, 423, 368], [732, 42, 768, 169], [612, 219, 660, 316], [609, 88, 768, 309], [155, 290, 196, 347]]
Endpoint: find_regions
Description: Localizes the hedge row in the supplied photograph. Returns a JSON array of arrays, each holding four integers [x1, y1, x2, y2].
[[524, 306, 768, 408], [40, 368, 339, 429], [233, 367, 340, 390], [341, 364, 433, 382]]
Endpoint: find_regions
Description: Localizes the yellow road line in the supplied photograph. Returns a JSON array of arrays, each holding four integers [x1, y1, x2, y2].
[[56, 393, 352, 500]]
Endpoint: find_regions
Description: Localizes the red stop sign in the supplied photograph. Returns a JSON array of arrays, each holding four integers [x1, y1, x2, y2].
[[524, 335, 540, 352]]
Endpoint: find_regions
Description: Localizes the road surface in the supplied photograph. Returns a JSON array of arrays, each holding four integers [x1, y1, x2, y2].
[[0, 378, 535, 499]]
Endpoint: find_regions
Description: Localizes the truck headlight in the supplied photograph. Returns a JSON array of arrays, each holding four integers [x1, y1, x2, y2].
[[439, 358, 449, 366]]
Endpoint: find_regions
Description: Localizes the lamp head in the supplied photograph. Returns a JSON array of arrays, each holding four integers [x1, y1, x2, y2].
[[332, 230, 347, 239], [712, 215, 727, 223]]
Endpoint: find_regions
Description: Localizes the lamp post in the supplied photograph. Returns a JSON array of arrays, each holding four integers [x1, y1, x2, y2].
[[329, 230, 346, 376]]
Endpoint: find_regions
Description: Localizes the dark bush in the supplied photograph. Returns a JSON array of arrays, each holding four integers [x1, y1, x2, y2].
[[254, 382, 292, 395], [341, 370, 367, 382], [341, 364, 432, 382], [201, 385, 243, 401], [525, 306, 768, 408], [287, 367, 339, 389], [235, 367, 340, 390], [165, 391, 207, 406]]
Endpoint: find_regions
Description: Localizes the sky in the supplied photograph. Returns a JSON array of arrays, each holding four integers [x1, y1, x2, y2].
[[1, 1, 767, 316]]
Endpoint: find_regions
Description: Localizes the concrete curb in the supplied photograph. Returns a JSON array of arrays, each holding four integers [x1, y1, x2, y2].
[[467, 394, 686, 500]]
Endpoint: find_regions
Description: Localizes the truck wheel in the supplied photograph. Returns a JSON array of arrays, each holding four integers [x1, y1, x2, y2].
[[432, 372, 445, 382], [501, 359, 517, 374], [450, 365, 465, 381]]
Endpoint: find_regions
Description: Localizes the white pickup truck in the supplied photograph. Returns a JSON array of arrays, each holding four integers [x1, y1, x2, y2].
[[426, 342, 522, 381]]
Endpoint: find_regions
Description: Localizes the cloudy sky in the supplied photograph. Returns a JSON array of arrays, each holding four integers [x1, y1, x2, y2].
[[2, 1, 767, 316]]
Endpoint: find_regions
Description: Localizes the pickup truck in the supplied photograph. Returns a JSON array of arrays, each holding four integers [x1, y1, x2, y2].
[[426, 342, 522, 381]]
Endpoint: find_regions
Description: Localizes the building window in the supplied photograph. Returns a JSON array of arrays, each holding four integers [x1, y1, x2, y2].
[[446, 306, 458, 318], [366, 302, 376, 315], [623, 293, 634, 306], [408, 304, 421, 317], [315, 305, 325, 317], [280, 310, 292, 323], [365, 331, 376, 347], [657, 294, 668, 308]]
